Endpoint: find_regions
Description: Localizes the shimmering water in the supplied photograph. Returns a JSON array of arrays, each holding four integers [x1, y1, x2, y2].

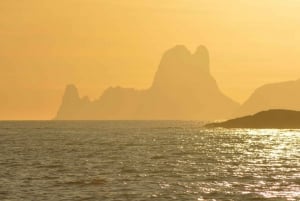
[[0, 121, 299, 201]]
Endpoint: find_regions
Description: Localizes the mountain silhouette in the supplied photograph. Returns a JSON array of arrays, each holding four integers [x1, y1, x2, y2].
[[55, 85, 91, 119], [234, 79, 300, 118], [206, 109, 300, 129], [55, 45, 239, 120]]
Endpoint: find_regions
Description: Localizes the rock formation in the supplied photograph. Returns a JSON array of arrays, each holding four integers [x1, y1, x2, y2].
[[55, 45, 239, 120]]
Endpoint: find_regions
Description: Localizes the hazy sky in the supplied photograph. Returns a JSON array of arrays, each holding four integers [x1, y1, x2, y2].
[[1, 0, 300, 120]]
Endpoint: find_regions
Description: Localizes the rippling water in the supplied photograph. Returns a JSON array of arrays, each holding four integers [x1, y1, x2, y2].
[[0, 121, 299, 201]]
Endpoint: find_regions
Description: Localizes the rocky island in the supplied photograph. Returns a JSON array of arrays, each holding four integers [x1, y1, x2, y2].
[[55, 45, 239, 120]]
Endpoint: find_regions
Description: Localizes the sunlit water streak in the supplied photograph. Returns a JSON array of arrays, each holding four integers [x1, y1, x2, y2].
[[0, 121, 299, 201]]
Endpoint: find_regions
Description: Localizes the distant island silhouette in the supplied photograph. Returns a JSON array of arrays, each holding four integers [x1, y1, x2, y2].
[[55, 45, 239, 120], [234, 79, 300, 118], [206, 109, 300, 129]]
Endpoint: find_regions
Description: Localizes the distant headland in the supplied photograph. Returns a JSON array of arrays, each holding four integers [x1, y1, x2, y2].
[[234, 79, 300, 118], [206, 109, 300, 129]]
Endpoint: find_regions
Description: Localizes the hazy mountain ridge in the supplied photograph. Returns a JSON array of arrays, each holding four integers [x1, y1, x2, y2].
[[55, 45, 239, 120]]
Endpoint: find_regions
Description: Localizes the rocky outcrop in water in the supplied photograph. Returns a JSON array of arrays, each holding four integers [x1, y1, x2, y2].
[[55, 45, 239, 120]]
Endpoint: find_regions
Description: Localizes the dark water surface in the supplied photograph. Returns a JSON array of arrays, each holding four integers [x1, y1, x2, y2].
[[0, 121, 299, 201]]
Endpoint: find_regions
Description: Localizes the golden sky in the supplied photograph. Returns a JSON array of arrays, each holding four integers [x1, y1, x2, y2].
[[1, 0, 300, 120]]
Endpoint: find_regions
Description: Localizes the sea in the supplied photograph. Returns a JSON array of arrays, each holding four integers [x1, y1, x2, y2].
[[0, 121, 299, 201]]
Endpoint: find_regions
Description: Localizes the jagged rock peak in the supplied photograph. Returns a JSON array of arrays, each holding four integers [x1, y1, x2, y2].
[[165, 45, 191, 56], [161, 45, 210, 67], [63, 84, 80, 102], [194, 45, 209, 55], [163, 45, 210, 57], [193, 45, 210, 73], [152, 45, 211, 89]]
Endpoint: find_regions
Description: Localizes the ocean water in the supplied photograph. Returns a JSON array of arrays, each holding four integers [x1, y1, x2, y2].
[[0, 121, 299, 201]]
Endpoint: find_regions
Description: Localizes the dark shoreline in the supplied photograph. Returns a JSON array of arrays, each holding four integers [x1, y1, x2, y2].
[[205, 109, 300, 129]]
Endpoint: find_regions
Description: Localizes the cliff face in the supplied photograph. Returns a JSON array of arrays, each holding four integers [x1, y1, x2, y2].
[[234, 79, 300, 118], [55, 45, 239, 120], [139, 45, 239, 120], [151, 45, 210, 92]]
